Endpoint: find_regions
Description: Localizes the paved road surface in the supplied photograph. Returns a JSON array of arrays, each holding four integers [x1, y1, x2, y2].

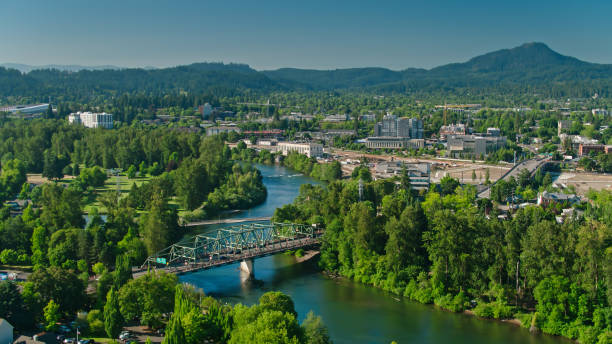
[[477, 158, 548, 198]]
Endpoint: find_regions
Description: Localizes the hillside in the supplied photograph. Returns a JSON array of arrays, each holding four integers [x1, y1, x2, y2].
[[1, 43, 611, 100]]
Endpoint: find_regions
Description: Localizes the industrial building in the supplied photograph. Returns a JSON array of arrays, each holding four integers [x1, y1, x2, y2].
[[206, 126, 241, 136], [446, 134, 506, 158], [365, 137, 424, 150], [374, 161, 431, 190], [439, 123, 467, 139], [277, 142, 324, 158], [68, 111, 113, 128]]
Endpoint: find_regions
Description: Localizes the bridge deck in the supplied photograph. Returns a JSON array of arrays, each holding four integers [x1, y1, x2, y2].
[[134, 236, 319, 278]]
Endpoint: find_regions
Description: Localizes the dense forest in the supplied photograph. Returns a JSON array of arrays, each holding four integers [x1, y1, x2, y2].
[[1, 43, 612, 104], [273, 170, 612, 344]]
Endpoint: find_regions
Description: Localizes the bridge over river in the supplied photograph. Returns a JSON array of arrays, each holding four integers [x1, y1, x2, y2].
[[135, 222, 320, 279]]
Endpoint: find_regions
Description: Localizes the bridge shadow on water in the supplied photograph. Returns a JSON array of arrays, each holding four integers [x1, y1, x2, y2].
[[179, 253, 320, 302]]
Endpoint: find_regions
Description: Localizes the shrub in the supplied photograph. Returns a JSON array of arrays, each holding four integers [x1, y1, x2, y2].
[[0, 249, 19, 265], [87, 309, 105, 336], [473, 303, 494, 318]]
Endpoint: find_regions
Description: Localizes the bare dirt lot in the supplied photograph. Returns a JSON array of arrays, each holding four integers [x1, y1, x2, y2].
[[555, 172, 612, 195]]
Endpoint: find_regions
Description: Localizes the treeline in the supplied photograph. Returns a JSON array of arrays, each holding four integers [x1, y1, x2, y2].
[[281, 151, 342, 182], [273, 173, 611, 344]]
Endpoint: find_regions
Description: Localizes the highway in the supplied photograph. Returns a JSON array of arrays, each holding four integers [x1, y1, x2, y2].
[[477, 157, 549, 198]]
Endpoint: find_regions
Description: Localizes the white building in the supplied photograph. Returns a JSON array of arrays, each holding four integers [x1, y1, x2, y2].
[[206, 126, 241, 136], [0, 318, 13, 344], [277, 142, 323, 158], [68, 111, 113, 128], [592, 109, 609, 116]]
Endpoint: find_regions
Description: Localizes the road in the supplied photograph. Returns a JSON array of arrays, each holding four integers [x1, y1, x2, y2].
[[477, 157, 548, 198], [183, 216, 271, 227]]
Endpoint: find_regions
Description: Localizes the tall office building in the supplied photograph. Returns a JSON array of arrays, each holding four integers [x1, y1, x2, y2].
[[373, 115, 423, 139]]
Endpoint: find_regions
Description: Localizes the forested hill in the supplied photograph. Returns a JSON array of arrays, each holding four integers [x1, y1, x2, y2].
[[264, 43, 612, 93], [0, 62, 284, 100], [1, 43, 611, 100]]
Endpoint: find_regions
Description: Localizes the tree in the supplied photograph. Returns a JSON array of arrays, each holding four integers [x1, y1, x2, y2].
[[43, 299, 61, 331], [302, 311, 332, 344], [126, 165, 137, 179], [104, 287, 124, 340], [174, 158, 209, 210], [439, 175, 459, 196], [113, 254, 132, 289], [141, 194, 178, 255], [0, 281, 34, 330], [29, 266, 86, 315], [42, 149, 67, 180], [259, 291, 297, 317]]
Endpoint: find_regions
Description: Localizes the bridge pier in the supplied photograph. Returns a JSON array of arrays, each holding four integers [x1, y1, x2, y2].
[[240, 259, 255, 280]]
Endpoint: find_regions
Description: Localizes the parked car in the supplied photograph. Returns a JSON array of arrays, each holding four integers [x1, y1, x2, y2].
[[62, 338, 76, 344], [56, 334, 66, 341], [59, 325, 72, 334], [119, 331, 133, 341], [78, 339, 93, 344]]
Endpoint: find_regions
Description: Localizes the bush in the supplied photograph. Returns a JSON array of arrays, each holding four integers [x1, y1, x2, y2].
[[514, 312, 533, 328], [473, 303, 494, 318], [295, 249, 305, 258], [87, 309, 105, 336], [0, 249, 19, 265]]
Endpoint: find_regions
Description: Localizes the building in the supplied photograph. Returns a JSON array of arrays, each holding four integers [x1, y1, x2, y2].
[[360, 113, 376, 122], [199, 103, 213, 118], [323, 114, 350, 122], [277, 142, 323, 158], [206, 126, 241, 136], [578, 144, 608, 156], [365, 137, 424, 150], [374, 161, 431, 190], [537, 191, 580, 207], [439, 123, 467, 139], [0, 103, 49, 115], [486, 128, 501, 137], [68, 111, 113, 128], [446, 134, 506, 158], [558, 120, 573, 136], [373, 115, 423, 139], [0, 318, 13, 344], [592, 109, 609, 116]]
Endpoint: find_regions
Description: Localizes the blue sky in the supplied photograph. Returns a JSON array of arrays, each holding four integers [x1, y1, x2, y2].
[[1, 0, 610, 70]]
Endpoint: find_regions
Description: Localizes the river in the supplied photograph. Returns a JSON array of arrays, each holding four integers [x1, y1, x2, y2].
[[179, 164, 569, 344]]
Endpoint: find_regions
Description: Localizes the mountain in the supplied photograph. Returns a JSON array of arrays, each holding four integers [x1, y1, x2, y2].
[[264, 43, 612, 90], [0, 63, 123, 73], [0, 43, 610, 99]]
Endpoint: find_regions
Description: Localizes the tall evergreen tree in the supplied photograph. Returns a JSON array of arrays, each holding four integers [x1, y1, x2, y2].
[[104, 287, 124, 340]]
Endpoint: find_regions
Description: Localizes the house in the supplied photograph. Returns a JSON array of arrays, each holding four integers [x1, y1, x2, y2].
[[0, 318, 13, 344], [537, 191, 580, 206]]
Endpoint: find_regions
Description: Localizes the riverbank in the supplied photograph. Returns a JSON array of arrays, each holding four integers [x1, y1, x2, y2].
[[180, 163, 571, 344]]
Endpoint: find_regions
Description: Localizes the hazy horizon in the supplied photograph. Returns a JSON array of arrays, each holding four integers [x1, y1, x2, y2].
[[1, 0, 611, 70]]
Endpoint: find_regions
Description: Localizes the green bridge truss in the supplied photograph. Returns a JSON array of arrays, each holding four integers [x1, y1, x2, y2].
[[141, 222, 314, 269]]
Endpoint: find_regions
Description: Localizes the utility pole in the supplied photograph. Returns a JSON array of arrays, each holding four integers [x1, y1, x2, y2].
[[358, 179, 364, 202]]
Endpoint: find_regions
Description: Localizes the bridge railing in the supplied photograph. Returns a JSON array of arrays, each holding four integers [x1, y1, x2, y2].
[[141, 222, 314, 269]]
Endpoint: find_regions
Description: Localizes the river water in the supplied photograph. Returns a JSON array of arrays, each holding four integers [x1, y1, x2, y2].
[[180, 164, 568, 344]]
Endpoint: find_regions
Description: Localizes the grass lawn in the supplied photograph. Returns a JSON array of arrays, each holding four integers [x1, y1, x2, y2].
[[82, 173, 153, 214]]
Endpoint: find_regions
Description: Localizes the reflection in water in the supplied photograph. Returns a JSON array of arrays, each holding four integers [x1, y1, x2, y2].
[[180, 164, 569, 344]]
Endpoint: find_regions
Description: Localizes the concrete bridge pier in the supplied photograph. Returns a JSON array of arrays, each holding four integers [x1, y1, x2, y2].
[[240, 259, 255, 281]]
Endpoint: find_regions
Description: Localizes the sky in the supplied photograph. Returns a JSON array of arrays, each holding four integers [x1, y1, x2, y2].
[[1, 0, 611, 70]]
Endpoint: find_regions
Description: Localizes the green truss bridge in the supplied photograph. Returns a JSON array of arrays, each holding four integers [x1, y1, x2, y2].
[[136, 222, 321, 278]]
